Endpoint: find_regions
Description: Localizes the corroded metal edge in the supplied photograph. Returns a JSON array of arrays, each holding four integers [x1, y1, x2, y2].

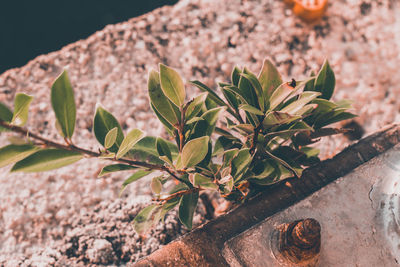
[[134, 124, 400, 267]]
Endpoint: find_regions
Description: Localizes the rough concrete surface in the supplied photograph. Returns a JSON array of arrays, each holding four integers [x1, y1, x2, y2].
[[223, 145, 400, 266], [0, 0, 399, 266]]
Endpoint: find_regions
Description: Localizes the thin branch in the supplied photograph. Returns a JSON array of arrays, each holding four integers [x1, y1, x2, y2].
[[0, 120, 192, 186], [154, 187, 201, 203], [249, 119, 264, 154]]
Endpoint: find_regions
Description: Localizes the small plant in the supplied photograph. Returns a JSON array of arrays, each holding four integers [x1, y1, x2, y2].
[[0, 59, 355, 234]]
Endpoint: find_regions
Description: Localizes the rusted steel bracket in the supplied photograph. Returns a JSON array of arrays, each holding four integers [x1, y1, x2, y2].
[[135, 124, 400, 267]]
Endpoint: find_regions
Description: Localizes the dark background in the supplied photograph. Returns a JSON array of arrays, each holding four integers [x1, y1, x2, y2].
[[0, 0, 178, 74]]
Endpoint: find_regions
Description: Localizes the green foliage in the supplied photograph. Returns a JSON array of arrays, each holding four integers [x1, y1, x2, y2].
[[51, 70, 76, 138], [148, 69, 180, 127], [0, 144, 40, 168], [116, 129, 144, 159], [11, 93, 33, 126], [104, 127, 118, 149], [11, 149, 83, 173], [98, 164, 137, 177], [93, 106, 124, 153], [159, 64, 186, 107], [0, 58, 356, 235], [120, 170, 153, 196], [179, 191, 199, 230], [258, 59, 283, 97], [0, 102, 13, 130], [181, 136, 209, 168], [314, 60, 335, 100]]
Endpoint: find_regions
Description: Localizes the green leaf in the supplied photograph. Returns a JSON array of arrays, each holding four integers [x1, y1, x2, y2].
[[201, 107, 225, 136], [11, 149, 83, 173], [51, 70, 76, 138], [179, 191, 199, 229], [133, 205, 163, 235], [213, 136, 241, 156], [186, 117, 203, 125], [223, 86, 246, 103], [295, 104, 318, 116], [238, 68, 259, 108], [314, 60, 335, 100], [156, 137, 172, 162], [0, 144, 40, 168], [7, 136, 28, 145], [11, 93, 33, 126], [233, 124, 254, 134], [277, 163, 298, 180], [170, 182, 189, 195], [116, 129, 145, 159], [185, 93, 208, 121], [159, 64, 186, 107], [119, 170, 153, 196], [205, 95, 218, 110], [98, 164, 137, 177], [190, 80, 227, 107], [187, 119, 207, 141], [104, 127, 118, 149], [222, 88, 239, 110], [0, 102, 13, 132], [311, 98, 337, 114], [251, 160, 276, 179], [231, 148, 253, 180], [304, 76, 315, 91], [266, 121, 313, 141], [280, 92, 321, 115], [150, 103, 175, 135], [336, 100, 353, 109], [263, 111, 301, 127], [239, 104, 264, 115], [0, 102, 13, 122], [220, 174, 234, 195], [159, 155, 173, 166], [162, 198, 180, 217], [269, 83, 294, 110], [151, 176, 163, 195], [264, 149, 302, 177], [54, 121, 65, 138], [93, 106, 124, 153], [188, 173, 204, 186], [130, 136, 178, 164], [300, 147, 320, 158], [316, 111, 357, 128], [148, 70, 180, 126], [258, 59, 282, 97], [189, 173, 219, 191], [241, 71, 265, 111], [231, 66, 241, 86], [223, 148, 239, 168], [181, 136, 209, 168]]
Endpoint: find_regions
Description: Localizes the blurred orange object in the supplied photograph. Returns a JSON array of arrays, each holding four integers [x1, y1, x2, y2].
[[286, 0, 328, 22]]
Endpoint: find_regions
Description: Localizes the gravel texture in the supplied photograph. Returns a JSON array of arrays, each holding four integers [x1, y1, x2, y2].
[[0, 0, 399, 265]]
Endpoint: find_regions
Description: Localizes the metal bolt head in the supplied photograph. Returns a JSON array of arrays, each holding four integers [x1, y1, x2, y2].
[[271, 218, 321, 267]]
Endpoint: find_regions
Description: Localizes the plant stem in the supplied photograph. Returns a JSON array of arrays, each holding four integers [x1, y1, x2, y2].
[[0, 120, 191, 186], [178, 104, 188, 152], [249, 119, 264, 154], [154, 187, 201, 202]]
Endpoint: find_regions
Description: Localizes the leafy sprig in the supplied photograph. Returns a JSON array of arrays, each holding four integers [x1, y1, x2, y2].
[[0, 59, 356, 234]]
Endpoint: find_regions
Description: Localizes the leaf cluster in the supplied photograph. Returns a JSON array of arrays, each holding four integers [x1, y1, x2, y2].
[[0, 59, 355, 235]]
